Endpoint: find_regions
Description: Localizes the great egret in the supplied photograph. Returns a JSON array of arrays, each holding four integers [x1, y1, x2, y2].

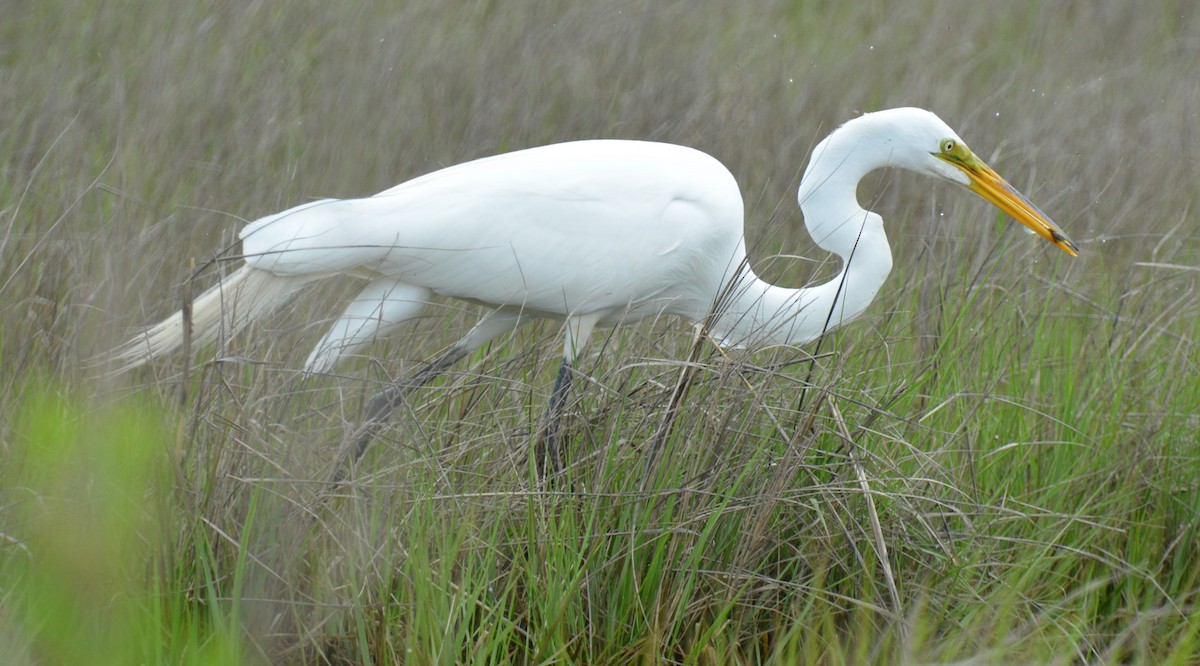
[[112, 107, 1077, 475]]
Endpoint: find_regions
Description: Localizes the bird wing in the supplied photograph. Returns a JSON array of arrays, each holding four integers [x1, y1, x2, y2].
[[239, 141, 744, 318]]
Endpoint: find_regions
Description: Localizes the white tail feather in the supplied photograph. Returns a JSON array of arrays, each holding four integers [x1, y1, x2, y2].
[[109, 266, 307, 371]]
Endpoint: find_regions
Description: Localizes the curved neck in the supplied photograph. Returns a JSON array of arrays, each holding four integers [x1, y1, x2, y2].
[[711, 230, 891, 348], [711, 120, 898, 348]]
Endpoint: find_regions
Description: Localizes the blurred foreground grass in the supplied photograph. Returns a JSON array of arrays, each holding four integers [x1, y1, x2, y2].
[[2, 382, 244, 663]]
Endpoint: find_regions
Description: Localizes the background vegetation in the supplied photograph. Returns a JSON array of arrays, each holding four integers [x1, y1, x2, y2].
[[3, 0, 1199, 663]]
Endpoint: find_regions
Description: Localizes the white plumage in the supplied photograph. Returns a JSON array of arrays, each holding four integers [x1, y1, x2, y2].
[[112, 108, 1076, 472]]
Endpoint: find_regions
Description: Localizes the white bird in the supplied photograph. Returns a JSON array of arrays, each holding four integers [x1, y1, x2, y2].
[[112, 107, 1077, 475]]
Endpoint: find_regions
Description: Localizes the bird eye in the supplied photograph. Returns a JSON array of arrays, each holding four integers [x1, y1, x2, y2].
[[941, 139, 956, 153]]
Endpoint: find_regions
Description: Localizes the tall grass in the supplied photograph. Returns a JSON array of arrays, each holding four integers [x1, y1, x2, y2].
[[3, 0, 1199, 663]]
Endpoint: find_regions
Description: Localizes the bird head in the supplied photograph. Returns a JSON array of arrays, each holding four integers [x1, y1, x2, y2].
[[881, 108, 1078, 257]]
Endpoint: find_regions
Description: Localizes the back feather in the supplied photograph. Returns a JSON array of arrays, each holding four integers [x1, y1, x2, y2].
[[108, 266, 308, 372]]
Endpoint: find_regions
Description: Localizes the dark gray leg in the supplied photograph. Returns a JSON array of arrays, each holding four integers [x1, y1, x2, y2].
[[536, 360, 573, 478], [533, 314, 599, 480], [327, 310, 527, 485], [359, 350, 465, 454], [327, 346, 467, 485]]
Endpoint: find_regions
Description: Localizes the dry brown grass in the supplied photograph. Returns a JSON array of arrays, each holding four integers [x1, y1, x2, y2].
[[3, 1, 1199, 663]]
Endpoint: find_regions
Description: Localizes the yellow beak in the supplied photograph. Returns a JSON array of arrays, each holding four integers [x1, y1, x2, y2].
[[940, 151, 1078, 257]]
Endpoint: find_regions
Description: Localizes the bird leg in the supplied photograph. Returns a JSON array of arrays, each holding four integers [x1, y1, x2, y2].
[[325, 310, 593, 485], [534, 314, 598, 479], [327, 309, 527, 485], [535, 360, 573, 478], [329, 346, 467, 485]]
